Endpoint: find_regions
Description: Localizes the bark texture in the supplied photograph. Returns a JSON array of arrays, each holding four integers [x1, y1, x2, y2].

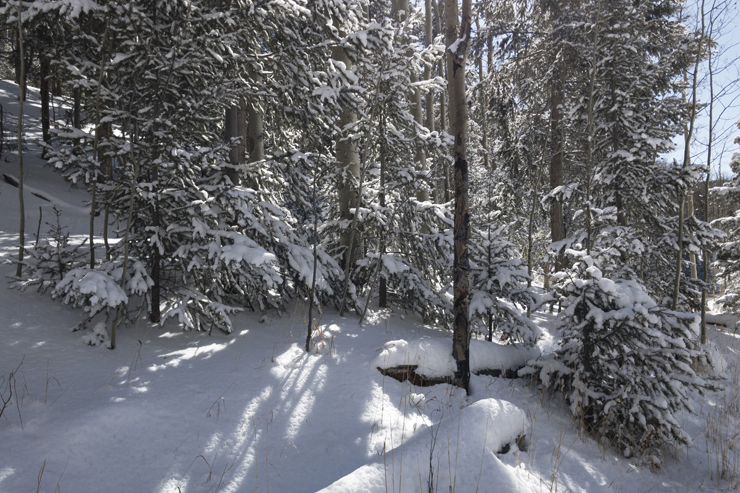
[[16, 6, 25, 278], [331, 43, 361, 269], [445, 0, 472, 394]]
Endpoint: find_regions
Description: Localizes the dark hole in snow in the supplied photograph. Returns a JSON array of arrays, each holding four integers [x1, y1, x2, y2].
[[377, 365, 452, 387], [3, 173, 51, 202], [2, 173, 19, 187], [378, 364, 525, 387], [497, 434, 527, 454]]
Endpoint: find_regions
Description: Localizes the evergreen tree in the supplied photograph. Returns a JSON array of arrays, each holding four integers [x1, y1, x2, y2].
[[526, 250, 712, 463]]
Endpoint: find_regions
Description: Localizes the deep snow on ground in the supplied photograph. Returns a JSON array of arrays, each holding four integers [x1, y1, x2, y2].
[[1, 80, 740, 492]]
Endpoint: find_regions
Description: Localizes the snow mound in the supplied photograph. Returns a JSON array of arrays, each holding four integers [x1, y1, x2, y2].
[[705, 341, 729, 375], [705, 312, 740, 330], [376, 337, 541, 378], [319, 398, 536, 493]]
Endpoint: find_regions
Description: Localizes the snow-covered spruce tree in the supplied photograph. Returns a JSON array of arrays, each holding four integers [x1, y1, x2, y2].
[[256, 150, 346, 310], [12, 206, 87, 295], [580, 0, 718, 311], [511, 0, 718, 312], [713, 122, 740, 313], [225, 0, 371, 312], [467, 15, 547, 343], [526, 250, 711, 462], [517, 0, 717, 462], [468, 224, 540, 344], [45, 1, 291, 332], [327, 7, 453, 323]]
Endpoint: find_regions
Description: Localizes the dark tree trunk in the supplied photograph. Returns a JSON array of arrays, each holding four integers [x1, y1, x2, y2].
[[150, 197, 161, 323], [73, 86, 81, 150], [224, 106, 240, 185], [237, 96, 247, 165], [15, 8, 25, 278], [40, 54, 50, 145], [549, 79, 565, 271], [379, 119, 387, 308]]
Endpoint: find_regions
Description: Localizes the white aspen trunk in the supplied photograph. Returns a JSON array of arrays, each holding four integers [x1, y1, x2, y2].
[[701, 7, 715, 344], [446, 0, 472, 394], [331, 36, 361, 269], [425, 0, 434, 133], [672, 0, 705, 310]]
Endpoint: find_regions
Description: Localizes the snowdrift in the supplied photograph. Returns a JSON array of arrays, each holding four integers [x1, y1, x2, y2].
[[318, 398, 536, 493]]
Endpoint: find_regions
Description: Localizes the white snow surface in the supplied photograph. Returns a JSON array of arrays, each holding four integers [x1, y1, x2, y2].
[[1, 80, 739, 493], [319, 398, 534, 493], [376, 337, 541, 377]]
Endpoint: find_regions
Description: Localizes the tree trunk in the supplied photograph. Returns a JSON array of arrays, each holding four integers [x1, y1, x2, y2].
[[101, 122, 113, 261], [150, 198, 161, 323], [396, 1, 428, 204], [411, 70, 429, 203], [14, 27, 28, 101], [701, 10, 714, 344], [608, 72, 627, 229], [15, 5, 25, 278], [445, 0, 472, 394], [688, 193, 698, 280], [247, 69, 264, 164], [672, 0, 705, 310], [476, 15, 488, 173], [237, 96, 247, 165], [306, 164, 320, 352], [379, 119, 387, 308], [435, 0, 450, 203], [331, 41, 361, 270], [224, 105, 240, 185], [40, 53, 50, 146], [526, 155, 539, 319], [112, 129, 143, 349], [425, 0, 434, 133], [89, 21, 110, 270], [246, 70, 264, 191], [73, 86, 81, 150], [549, 77, 565, 271], [587, 8, 603, 255]]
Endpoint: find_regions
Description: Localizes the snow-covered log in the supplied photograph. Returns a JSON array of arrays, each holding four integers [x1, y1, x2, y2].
[[376, 337, 540, 386]]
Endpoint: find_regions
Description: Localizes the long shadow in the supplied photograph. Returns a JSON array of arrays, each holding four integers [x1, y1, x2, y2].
[[155, 317, 452, 493]]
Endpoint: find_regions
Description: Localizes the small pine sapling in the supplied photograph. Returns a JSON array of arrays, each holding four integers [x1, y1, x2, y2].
[[469, 225, 540, 344], [12, 206, 87, 293], [525, 250, 713, 464]]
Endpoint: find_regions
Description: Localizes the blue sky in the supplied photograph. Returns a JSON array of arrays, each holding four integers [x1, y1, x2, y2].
[[668, 0, 740, 179]]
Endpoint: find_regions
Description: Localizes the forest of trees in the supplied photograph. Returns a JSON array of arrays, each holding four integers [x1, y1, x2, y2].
[[1, 0, 739, 464]]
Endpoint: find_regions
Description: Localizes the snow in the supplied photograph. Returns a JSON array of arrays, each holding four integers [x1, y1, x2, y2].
[[319, 398, 535, 493], [215, 234, 277, 267], [1, 80, 739, 493], [53, 268, 128, 316], [82, 320, 111, 347], [706, 311, 740, 330], [447, 34, 468, 57]]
